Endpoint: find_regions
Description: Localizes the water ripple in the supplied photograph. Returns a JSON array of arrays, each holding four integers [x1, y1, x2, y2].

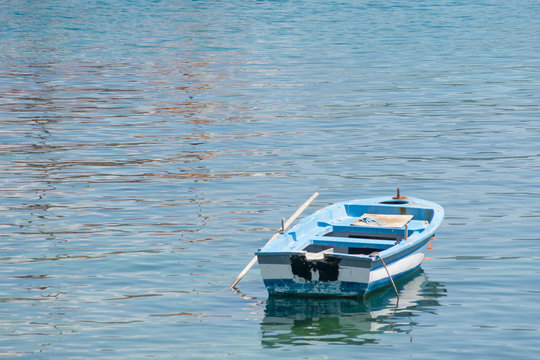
[[2, 0, 540, 358]]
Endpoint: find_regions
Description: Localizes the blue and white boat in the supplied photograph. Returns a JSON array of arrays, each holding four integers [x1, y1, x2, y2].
[[256, 191, 444, 297]]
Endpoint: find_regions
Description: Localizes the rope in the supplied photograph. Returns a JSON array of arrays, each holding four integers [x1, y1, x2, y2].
[[371, 252, 399, 301], [358, 216, 386, 226]]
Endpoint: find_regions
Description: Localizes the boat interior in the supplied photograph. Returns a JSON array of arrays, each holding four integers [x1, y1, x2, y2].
[[294, 202, 434, 256]]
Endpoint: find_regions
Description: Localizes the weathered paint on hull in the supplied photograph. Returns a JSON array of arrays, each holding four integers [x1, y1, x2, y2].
[[259, 242, 428, 297], [263, 278, 368, 297]]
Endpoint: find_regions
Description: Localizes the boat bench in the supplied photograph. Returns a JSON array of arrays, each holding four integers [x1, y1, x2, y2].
[[318, 219, 427, 238], [309, 235, 396, 250]]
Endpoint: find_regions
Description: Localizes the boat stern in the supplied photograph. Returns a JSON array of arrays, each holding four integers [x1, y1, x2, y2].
[[257, 252, 372, 297]]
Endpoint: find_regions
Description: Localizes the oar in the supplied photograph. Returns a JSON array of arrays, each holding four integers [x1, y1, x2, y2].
[[230, 192, 319, 289]]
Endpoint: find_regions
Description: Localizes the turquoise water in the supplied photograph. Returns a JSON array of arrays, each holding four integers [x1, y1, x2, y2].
[[1, 0, 540, 358]]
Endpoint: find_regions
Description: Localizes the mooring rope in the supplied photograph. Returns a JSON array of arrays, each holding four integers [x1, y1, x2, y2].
[[371, 252, 399, 301]]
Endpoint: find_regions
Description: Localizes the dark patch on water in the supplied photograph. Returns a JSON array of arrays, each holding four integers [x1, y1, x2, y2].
[[290, 254, 340, 282]]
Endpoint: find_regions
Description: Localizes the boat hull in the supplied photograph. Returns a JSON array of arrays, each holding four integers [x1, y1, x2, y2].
[[259, 253, 370, 297], [256, 195, 443, 298], [259, 239, 429, 297]]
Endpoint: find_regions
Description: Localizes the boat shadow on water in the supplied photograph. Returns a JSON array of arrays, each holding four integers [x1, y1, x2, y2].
[[260, 269, 446, 348]]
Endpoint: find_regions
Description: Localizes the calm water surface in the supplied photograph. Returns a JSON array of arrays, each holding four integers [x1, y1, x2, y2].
[[1, 0, 540, 358]]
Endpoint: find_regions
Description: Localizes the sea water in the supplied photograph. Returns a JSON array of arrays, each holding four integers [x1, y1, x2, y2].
[[1, 0, 540, 358]]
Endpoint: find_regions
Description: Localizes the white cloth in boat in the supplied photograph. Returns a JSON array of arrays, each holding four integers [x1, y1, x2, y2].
[[351, 213, 413, 228]]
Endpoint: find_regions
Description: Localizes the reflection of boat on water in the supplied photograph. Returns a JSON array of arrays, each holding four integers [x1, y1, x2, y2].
[[261, 269, 446, 348]]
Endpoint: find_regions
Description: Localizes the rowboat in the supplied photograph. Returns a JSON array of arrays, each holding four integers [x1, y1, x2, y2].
[[255, 191, 444, 297]]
